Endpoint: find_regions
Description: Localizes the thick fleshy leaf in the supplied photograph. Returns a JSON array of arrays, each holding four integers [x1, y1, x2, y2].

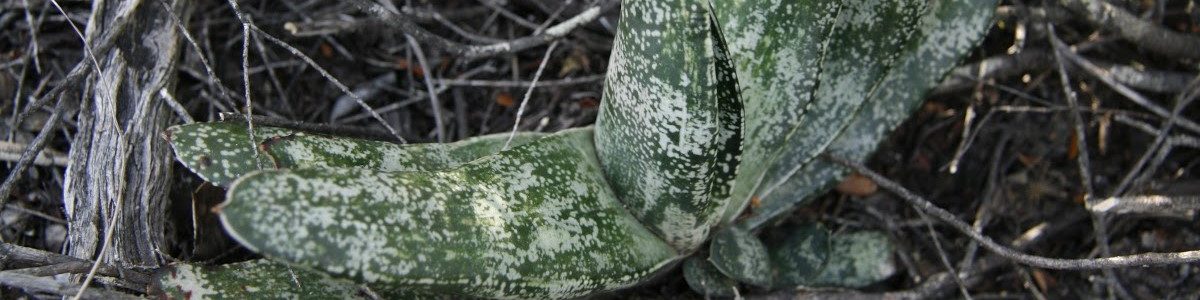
[[263, 129, 544, 172], [717, 0, 928, 222], [810, 231, 895, 288], [165, 121, 544, 186], [708, 226, 772, 287], [767, 223, 831, 287], [683, 256, 739, 297], [155, 259, 362, 299], [595, 0, 742, 252], [753, 0, 926, 207], [749, 0, 1000, 227], [219, 128, 680, 299], [713, 0, 842, 223], [714, 0, 999, 227], [164, 122, 290, 186]]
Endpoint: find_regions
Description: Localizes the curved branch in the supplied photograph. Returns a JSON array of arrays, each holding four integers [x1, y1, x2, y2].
[[347, 0, 607, 58]]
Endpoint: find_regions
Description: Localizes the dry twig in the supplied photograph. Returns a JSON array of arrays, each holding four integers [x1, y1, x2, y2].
[[824, 153, 1200, 270], [348, 0, 608, 58], [1058, 0, 1200, 59]]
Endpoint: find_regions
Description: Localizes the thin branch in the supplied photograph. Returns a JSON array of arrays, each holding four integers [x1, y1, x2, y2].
[[337, 65, 497, 124], [1111, 75, 1200, 196], [0, 243, 152, 286], [933, 50, 1194, 96], [1048, 26, 1131, 299], [282, 6, 494, 37], [246, 22, 408, 144], [0, 100, 65, 213], [916, 208, 973, 300], [1053, 41, 1200, 136], [1113, 114, 1200, 150], [1089, 195, 1200, 218], [0, 141, 69, 167], [1058, 0, 1200, 59], [219, 113, 400, 143], [823, 153, 1200, 270], [1048, 27, 1095, 199], [405, 34, 445, 143], [158, 0, 238, 106], [438, 74, 605, 88], [0, 271, 139, 300], [504, 41, 559, 150], [347, 0, 605, 58], [240, 20, 260, 165], [158, 89, 194, 124]]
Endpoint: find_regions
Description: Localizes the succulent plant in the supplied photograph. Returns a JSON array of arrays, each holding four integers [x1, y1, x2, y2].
[[161, 0, 997, 298]]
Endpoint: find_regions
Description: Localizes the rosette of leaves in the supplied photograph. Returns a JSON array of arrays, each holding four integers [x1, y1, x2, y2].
[[161, 0, 996, 298]]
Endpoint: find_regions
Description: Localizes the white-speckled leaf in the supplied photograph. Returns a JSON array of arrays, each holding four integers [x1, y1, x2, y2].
[[748, 0, 993, 225], [715, 0, 926, 222], [753, 0, 925, 201], [810, 231, 895, 288], [155, 259, 363, 299], [712, 0, 842, 223], [164, 122, 290, 186], [219, 128, 680, 299], [708, 226, 771, 287], [165, 122, 544, 186], [682, 256, 739, 297], [767, 223, 830, 287], [595, 0, 742, 252]]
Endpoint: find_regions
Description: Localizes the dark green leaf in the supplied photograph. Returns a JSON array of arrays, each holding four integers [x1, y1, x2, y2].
[[708, 226, 772, 287], [811, 231, 895, 288], [594, 0, 742, 252], [720, 0, 999, 227], [767, 223, 831, 287], [683, 256, 739, 297], [713, 0, 843, 223], [164, 122, 289, 186], [165, 122, 544, 186], [219, 128, 680, 299], [155, 259, 362, 299]]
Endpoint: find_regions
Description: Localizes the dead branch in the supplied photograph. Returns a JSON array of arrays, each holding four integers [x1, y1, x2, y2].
[[1058, 0, 1200, 60], [1049, 27, 1133, 298], [1110, 75, 1200, 196], [933, 50, 1195, 96], [1089, 195, 1200, 218], [0, 141, 69, 167], [0, 243, 151, 285], [283, 6, 493, 37], [1052, 38, 1200, 136], [823, 153, 1200, 270], [0, 100, 66, 210], [347, 0, 610, 58], [0, 271, 139, 300]]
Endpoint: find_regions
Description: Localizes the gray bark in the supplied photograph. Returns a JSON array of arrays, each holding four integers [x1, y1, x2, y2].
[[63, 0, 188, 269]]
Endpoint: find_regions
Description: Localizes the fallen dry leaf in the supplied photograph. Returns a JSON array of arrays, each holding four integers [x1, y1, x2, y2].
[[496, 91, 515, 108], [836, 173, 878, 197]]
